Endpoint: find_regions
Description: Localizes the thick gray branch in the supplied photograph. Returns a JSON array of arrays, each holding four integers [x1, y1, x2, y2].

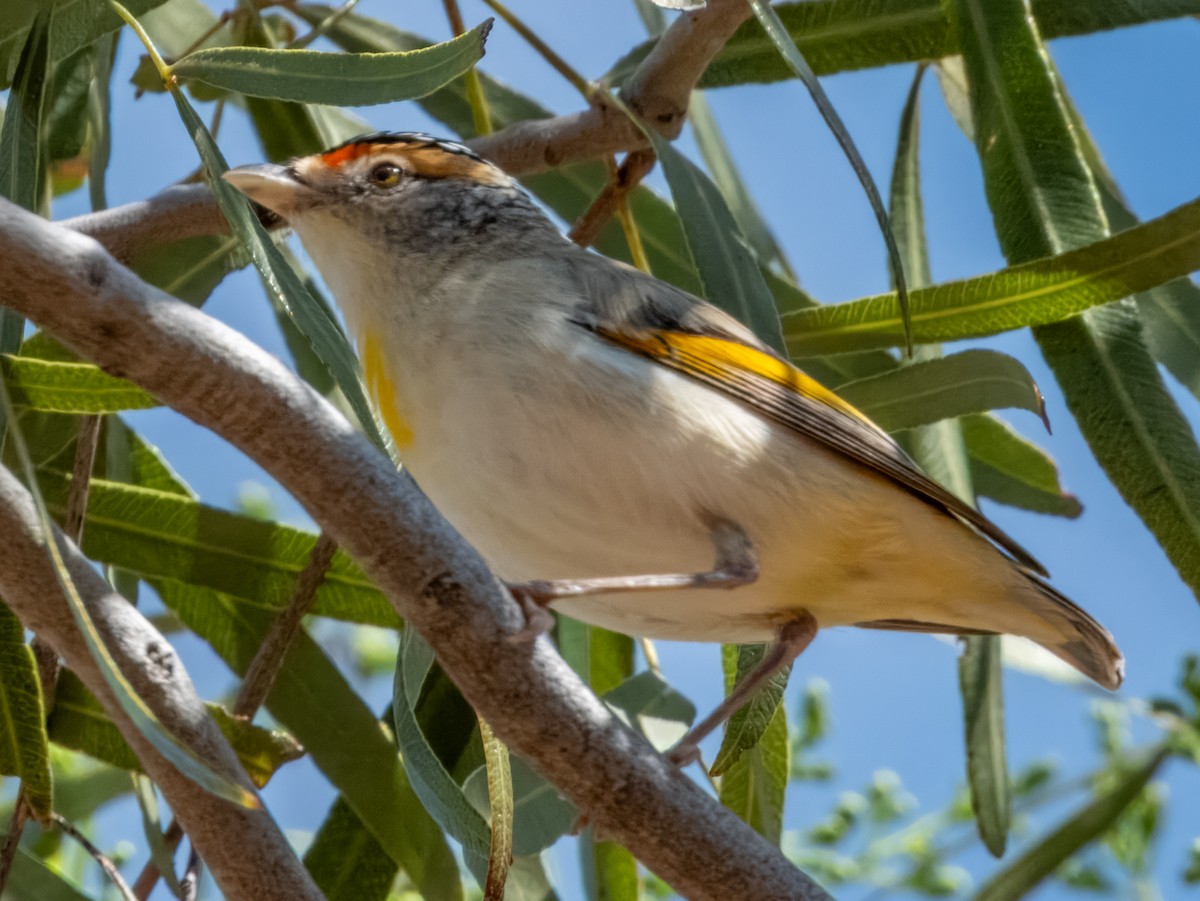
[[0, 201, 828, 899], [0, 470, 322, 901], [60, 0, 752, 260]]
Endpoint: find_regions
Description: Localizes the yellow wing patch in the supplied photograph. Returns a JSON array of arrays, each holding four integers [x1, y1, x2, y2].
[[360, 329, 414, 448], [608, 329, 875, 427]]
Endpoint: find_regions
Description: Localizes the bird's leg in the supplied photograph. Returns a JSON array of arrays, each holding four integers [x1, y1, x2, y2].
[[506, 517, 758, 641], [665, 613, 818, 768]]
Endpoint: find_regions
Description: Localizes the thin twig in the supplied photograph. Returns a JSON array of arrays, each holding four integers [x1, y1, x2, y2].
[[569, 149, 657, 248], [288, 0, 359, 49], [131, 819, 184, 901], [478, 0, 592, 98], [179, 845, 202, 901], [443, 0, 492, 134], [235, 531, 339, 715], [133, 532, 337, 900], [52, 813, 138, 901]]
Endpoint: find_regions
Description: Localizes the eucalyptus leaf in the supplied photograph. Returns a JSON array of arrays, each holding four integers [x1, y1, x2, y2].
[[171, 22, 491, 106], [0, 0, 167, 89], [0, 602, 53, 820], [783, 193, 1200, 354], [160, 582, 461, 900], [974, 747, 1168, 901], [35, 470, 396, 627], [711, 643, 788, 777], [304, 796, 402, 901], [952, 0, 1200, 601], [962, 415, 1081, 519], [164, 70, 388, 449], [607, 0, 1200, 89], [717, 692, 788, 843], [837, 350, 1047, 433], [645, 132, 786, 352], [2, 355, 158, 414], [394, 627, 494, 875]]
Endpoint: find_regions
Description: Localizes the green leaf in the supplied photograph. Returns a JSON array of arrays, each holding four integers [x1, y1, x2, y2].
[[4, 850, 92, 901], [124, 230, 246, 309], [746, 0, 911, 350], [47, 668, 304, 787], [304, 795, 400, 901], [556, 618, 637, 898], [35, 471, 397, 627], [717, 695, 788, 843], [86, 31, 117, 212], [394, 627, 493, 874], [172, 22, 491, 106], [952, 0, 1200, 602], [837, 350, 1046, 433], [602, 670, 695, 752], [711, 644, 788, 776], [0, 0, 168, 89], [645, 133, 786, 352], [782, 194, 1200, 354], [0, 602, 53, 820], [959, 636, 1010, 857], [582, 835, 640, 901], [48, 746, 133, 822], [2, 355, 158, 413], [962, 414, 1082, 518], [557, 618, 634, 699], [159, 581, 461, 900], [888, 62, 1010, 859], [45, 45, 92, 164], [0, 2, 50, 442], [974, 747, 1168, 901], [162, 67, 388, 449], [478, 718, 514, 900], [608, 0, 1200, 89], [1065, 95, 1200, 406]]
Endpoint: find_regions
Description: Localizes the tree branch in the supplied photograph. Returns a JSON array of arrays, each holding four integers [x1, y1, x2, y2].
[[59, 0, 752, 261], [0, 469, 322, 900], [0, 199, 827, 900]]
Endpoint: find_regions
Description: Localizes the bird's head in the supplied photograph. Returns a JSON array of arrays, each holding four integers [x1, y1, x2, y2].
[[224, 132, 555, 260]]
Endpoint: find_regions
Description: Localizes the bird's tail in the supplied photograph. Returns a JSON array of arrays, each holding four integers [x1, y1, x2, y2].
[[1022, 574, 1124, 690]]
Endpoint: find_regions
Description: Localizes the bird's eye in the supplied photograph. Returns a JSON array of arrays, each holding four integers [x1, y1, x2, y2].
[[367, 162, 403, 188]]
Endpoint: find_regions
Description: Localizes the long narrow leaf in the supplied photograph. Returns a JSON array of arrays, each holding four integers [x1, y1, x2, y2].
[[974, 747, 1168, 901], [783, 193, 1200, 354], [747, 0, 911, 350], [171, 23, 490, 106], [2, 356, 157, 413], [35, 471, 396, 627], [607, 0, 1200, 89], [962, 415, 1082, 518], [645, 131, 786, 352], [888, 63, 1009, 857], [837, 349, 1046, 434], [0, 603, 53, 820], [1, 375, 257, 808], [160, 582, 461, 900], [0, 4, 50, 442], [304, 796, 401, 901], [952, 0, 1200, 601]]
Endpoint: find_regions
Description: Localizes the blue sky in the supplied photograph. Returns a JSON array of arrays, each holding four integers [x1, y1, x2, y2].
[[42, 3, 1200, 898]]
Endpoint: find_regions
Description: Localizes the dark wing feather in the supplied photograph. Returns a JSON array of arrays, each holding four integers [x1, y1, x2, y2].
[[564, 250, 1047, 576]]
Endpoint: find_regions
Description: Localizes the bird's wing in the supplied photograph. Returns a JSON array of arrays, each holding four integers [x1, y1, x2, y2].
[[567, 253, 1047, 576]]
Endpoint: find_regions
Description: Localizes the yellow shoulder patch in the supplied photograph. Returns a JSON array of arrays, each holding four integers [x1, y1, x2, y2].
[[360, 328, 414, 448], [606, 329, 871, 424]]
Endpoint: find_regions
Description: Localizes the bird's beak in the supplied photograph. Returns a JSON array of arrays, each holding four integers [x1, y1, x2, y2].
[[223, 163, 315, 219]]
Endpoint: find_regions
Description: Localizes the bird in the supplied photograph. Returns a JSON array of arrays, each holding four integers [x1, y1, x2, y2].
[[224, 132, 1123, 759]]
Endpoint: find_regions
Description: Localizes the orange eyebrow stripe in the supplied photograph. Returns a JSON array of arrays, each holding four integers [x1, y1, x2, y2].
[[319, 142, 382, 169]]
